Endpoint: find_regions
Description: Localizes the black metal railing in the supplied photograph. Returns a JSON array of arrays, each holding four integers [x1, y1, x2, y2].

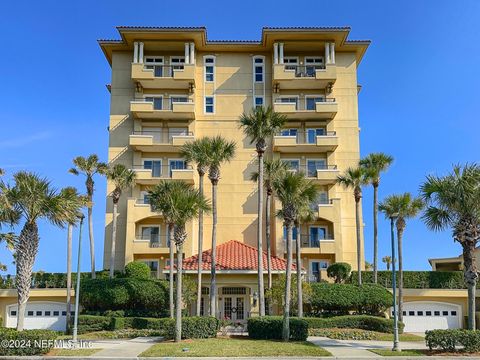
[[283, 64, 326, 77], [143, 64, 187, 78]]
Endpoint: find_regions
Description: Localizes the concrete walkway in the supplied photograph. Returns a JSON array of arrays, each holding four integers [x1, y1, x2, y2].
[[308, 336, 427, 358], [91, 336, 161, 357]]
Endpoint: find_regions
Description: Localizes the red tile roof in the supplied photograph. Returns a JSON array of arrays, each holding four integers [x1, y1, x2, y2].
[[166, 240, 297, 271]]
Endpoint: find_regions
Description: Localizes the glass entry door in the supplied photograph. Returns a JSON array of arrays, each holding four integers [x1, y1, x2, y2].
[[223, 296, 245, 321]]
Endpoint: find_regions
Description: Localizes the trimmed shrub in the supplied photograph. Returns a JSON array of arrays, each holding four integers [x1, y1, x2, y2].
[[80, 278, 168, 318], [109, 317, 125, 331], [309, 328, 377, 340], [309, 283, 392, 316], [426, 329, 480, 353], [0, 328, 58, 356], [125, 261, 151, 279], [304, 315, 404, 334], [182, 317, 219, 339], [327, 262, 351, 283], [77, 315, 112, 334], [248, 316, 308, 341]]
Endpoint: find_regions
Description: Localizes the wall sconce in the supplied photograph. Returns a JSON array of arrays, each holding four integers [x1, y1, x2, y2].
[[253, 291, 259, 307]]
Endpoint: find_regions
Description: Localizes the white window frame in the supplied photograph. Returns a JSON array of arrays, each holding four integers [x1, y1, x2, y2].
[[139, 191, 150, 205], [138, 225, 161, 243], [276, 95, 299, 110], [204, 96, 215, 114], [204, 55, 216, 82], [142, 158, 163, 177], [309, 225, 331, 244], [168, 127, 189, 140], [281, 158, 301, 172], [305, 94, 326, 111], [310, 260, 330, 274], [168, 158, 188, 177], [144, 56, 165, 77], [169, 94, 190, 110], [253, 56, 265, 83], [305, 128, 326, 144], [284, 56, 299, 71], [254, 96, 264, 109], [306, 158, 328, 176], [143, 94, 163, 110], [141, 127, 163, 142]]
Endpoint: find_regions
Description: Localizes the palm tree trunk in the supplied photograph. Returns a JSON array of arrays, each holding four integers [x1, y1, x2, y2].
[[175, 242, 183, 342], [169, 224, 175, 319], [257, 152, 265, 316], [66, 223, 73, 333], [88, 206, 96, 279], [16, 222, 39, 331], [109, 201, 118, 278], [196, 173, 204, 316], [397, 227, 404, 322], [266, 191, 272, 290], [295, 225, 303, 317], [209, 182, 217, 317], [355, 199, 362, 286], [462, 241, 477, 330], [283, 223, 293, 341], [373, 184, 378, 284]]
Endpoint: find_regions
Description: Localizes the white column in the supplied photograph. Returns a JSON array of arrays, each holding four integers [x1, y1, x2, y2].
[[273, 43, 279, 64], [139, 42, 144, 64], [330, 42, 335, 64], [325, 42, 331, 64], [133, 42, 139, 63], [190, 42, 195, 64], [279, 43, 284, 64], [184, 43, 190, 64]]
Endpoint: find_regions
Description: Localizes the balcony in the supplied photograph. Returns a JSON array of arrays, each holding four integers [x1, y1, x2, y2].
[[273, 131, 338, 153], [287, 165, 339, 185], [130, 98, 195, 120], [131, 63, 195, 90], [317, 200, 341, 224], [273, 98, 337, 120], [133, 235, 170, 255], [290, 236, 335, 255], [129, 131, 194, 153], [273, 64, 336, 90], [127, 198, 161, 223], [132, 164, 195, 185]]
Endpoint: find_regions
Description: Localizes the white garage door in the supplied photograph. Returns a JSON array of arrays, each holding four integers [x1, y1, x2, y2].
[[6, 302, 71, 331], [401, 302, 461, 333]]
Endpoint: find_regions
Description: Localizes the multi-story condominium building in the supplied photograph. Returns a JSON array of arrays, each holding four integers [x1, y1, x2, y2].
[[99, 26, 370, 318]]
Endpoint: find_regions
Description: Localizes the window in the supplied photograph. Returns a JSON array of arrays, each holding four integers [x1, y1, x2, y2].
[[141, 226, 160, 244], [306, 97, 325, 111], [169, 159, 188, 177], [311, 261, 328, 282], [277, 97, 298, 109], [254, 96, 264, 109], [426, 311, 432, 316], [170, 56, 185, 75], [253, 57, 264, 82], [169, 96, 189, 110], [451, 311, 457, 316], [280, 128, 298, 137], [417, 311, 424, 316], [408, 311, 414, 316], [281, 159, 300, 172], [204, 57, 215, 82], [36, 311, 42, 316], [62, 311, 67, 316], [305, 57, 325, 75], [434, 311, 440, 316], [284, 57, 299, 70], [307, 159, 327, 177], [143, 159, 162, 177], [145, 96, 163, 110], [283, 226, 298, 241], [144, 56, 164, 77], [10, 310, 17, 316], [222, 287, 247, 295], [309, 226, 327, 247], [27, 311, 34, 316], [306, 128, 325, 143], [143, 127, 162, 143], [169, 128, 189, 139], [140, 191, 151, 205], [45, 311, 51, 316], [53, 311, 59, 316], [205, 96, 214, 114], [402, 311, 406, 316], [442, 311, 448, 316], [141, 260, 159, 278]]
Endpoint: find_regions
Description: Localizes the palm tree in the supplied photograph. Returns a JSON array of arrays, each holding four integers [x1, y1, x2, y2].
[[149, 181, 210, 342], [337, 166, 369, 285], [69, 155, 108, 278], [251, 159, 289, 293], [360, 153, 394, 284], [382, 255, 393, 270], [180, 138, 211, 316], [203, 136, 236, 317], [106, 164, 136, 278], [240, 106, 287, 316], [272, 171, 318, 341], [0, 172, 80, 330], [379, 193, 423, 322], [420, 164, 480, 330]]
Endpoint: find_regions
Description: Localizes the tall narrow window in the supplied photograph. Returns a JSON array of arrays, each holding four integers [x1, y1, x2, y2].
[[253, 56, 264, 83], [205, 96, 214, 114], [204, 56, 215, 82], [254, 96, 264, 109]]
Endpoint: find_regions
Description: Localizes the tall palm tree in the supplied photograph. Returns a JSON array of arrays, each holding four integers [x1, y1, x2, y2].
[[69, 155, 108, 278], [273, 171, 318, 341], [180, 138, 211, 316], [337, 166, 368, 285], [240, 106, 287, 316], [379, 193, 423, 322], [360, 153, 394, 284], [203, 136, 236, 317], [106, 164, 136, 278], [251, 159, 289, 293], [420, 164, 480, 330], [382, 255, 393, 270], [149, 181, 210, 342], [0, 172, 79, 330]]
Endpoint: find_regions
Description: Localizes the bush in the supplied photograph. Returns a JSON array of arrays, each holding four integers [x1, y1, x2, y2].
[[327, 262, 351, 283], [248, 316, 308, 341], [309, 283, 392, 316], [80, 278, 168, 317], [309, 328, 377, 340], [0, 328, 58, 356], [77, 315, 112, 334], [305, 315, 404, 334], [182, 317, 219, 339], [110, 317, 125, 331], [125, 261, 151, 279], [426, 329, 480, 353]]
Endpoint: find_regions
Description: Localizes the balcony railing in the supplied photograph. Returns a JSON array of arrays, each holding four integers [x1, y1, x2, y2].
[[283, 64, 326, 78], [132, 163, 193, 177], [143, 64, 187, 78], [132, 97, 194, 111], [132, 130, 194, 144], [285, 164, 337, 178], [274, 97, 336, 111], [135, 234, 171, 248], [286, 235, 335, 247], [276, 130, 336, 144]]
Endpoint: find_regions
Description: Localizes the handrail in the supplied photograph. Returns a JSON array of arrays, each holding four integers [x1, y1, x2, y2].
[[275, 130, 336, 136], [132, 131, 194, 136], [132, 164, 194, 170], [274, 97, 336, 104], [132, 98, 194, 103], [286, 164, 338, 172], [283, 64, 326, 78]]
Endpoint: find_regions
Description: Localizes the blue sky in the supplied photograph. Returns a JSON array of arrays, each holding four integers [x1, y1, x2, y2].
[[0, 0, 479, 273]]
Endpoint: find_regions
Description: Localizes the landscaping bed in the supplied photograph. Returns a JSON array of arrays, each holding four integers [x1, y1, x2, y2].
[[140, 337, 332, 357], [308, 328, 423, 341], [47, 348, 102, 356]]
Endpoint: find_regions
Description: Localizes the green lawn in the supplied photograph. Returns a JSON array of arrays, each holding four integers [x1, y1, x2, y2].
[[369, 349, 424, 356], [47, 348, 101, 356], [376, 333, 424, 342], [140, 337, 332, 357]]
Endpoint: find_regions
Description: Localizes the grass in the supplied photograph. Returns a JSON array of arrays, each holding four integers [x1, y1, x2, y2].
[[140, 337, 332, 357], [369, 349, 424, 356], [47, 348, 101, 356], [376, 333, 424, 342]]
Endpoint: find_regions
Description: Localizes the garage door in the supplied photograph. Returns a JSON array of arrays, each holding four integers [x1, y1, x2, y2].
[[400, 302, 461, 333], [6, 302, 71, 331]]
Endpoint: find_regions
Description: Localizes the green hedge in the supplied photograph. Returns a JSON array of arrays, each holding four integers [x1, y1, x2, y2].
[[77, 315, 112, 334], [304, 315, 404, 334], [349, 271, 467, 289], [80, 278, 168, 318], [0, 328, 58, 356], [425, 329, 480, 353], [125, 261, 151, 279], [247, 316, 308, 341], [309, 283, 392, 315]]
